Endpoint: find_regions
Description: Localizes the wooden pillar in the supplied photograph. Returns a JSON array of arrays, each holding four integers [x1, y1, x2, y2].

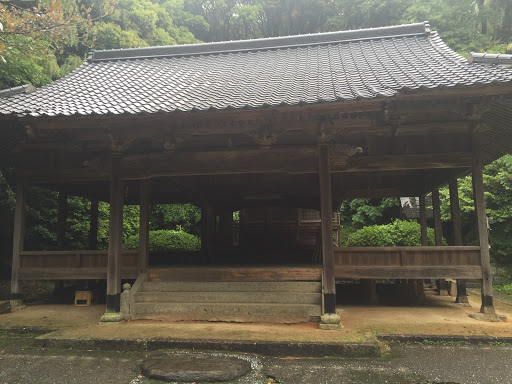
[[207, 202, 215, 264], [419, 194, 428, 246], [138, 180, 150, 274], [319, 145, 336, 314], [89, 199, 99, 250], [361, 278, 377, 305], [200, 200, 208, 264], [106, 155, 123, 313], [10, 180, 27, 307], [221, 211, 233, 249], [56, 191, 68, 249], [415, 194, 428, 300], [432, 187, 448, 296], [449, 179, 469, 304], [472, 155, 495, 314], [55, 191, 68, 291]]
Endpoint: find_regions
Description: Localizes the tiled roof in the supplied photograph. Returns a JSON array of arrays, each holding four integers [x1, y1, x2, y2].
[[0, 84, 35, 98], [469, 52, 512, 66], [1, 22, 512, 117]]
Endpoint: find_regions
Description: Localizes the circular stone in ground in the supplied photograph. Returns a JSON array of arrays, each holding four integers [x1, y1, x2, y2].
[[140, 353, 251, 383]]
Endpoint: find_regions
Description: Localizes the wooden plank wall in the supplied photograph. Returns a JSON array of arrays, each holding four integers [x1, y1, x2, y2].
[[240, 208, 340, 249], [334, 246, 482, 279], [18, 250, 139, 280]]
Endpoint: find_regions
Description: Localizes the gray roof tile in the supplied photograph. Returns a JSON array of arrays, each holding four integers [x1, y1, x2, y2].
[[1, 22, 512, 117]]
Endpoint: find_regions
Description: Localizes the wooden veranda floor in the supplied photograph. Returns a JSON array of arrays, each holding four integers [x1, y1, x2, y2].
[[147, 265, 323, 282]]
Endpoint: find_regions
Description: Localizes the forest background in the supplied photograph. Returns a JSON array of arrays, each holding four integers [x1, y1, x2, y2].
[[1, 0, 512, 289]]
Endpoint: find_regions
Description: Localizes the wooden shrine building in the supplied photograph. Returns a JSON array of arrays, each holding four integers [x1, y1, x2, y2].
[[1, 22, 512, 325]]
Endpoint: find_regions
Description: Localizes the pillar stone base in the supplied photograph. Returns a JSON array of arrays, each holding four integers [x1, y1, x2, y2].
[[469, 312, 506, 322], [100, 311, 125, 323], [9, 299, 25, 312], [455, 295, 470, 306], [319, 313, 342, 330], [480, 304, 496, 314]]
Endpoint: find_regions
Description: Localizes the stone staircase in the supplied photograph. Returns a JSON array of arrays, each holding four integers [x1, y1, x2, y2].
[[126, 267, 322, 323]]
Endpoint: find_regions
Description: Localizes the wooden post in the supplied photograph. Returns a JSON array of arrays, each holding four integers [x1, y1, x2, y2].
[[200, 200, 208, 264], [56, 191, 68, 249], [361, 279, 377, 305], [432, 187, 448, 296], [449, 179, 469, 304], [319, 145, 336, 314], [221, 211, 233, 249], [89, 199, 99, 250], [472, 154, 495, 314], [419, 194, 428, 246], [138, 180, 150, 273], [106, 155, 123, 313], [10, 180, 27, 307], [55, 191, 68, 291], [207, 202, 215, 264], [415, 194, 428, 300]]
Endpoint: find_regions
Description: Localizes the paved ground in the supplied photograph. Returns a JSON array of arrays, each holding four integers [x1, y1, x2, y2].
[[1, 290, 511, 344], [1, 290, 512, 383], [1, 332, 511, 383]]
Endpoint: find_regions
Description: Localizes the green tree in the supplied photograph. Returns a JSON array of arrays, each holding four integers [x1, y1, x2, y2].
[[339, 197, 401, 230]]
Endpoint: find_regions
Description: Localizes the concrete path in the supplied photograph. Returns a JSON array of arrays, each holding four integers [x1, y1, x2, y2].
[[1, 332, 511, 383]]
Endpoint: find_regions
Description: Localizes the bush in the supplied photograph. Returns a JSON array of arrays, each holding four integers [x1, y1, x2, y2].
[[345, 220, 444, 247], [495, 283, 512, 296], [124, 230, 200, 252]]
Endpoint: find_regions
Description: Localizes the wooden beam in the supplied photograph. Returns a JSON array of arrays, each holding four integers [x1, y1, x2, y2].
[[319, 145, 336, 314], [138, 180, 150, 274], [344, 152, 472, 173], [341, 187, 423, 199], [19, 267, 139, 280], [106, 155, 123, 312], [19, 149, 474, 183], [334, 266, 483, 279], [472, 153, 495, 314], [10, 180, 27, 304]]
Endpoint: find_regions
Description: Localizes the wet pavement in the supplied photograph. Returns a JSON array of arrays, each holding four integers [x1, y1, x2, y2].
[[1, 332, 512, 384]]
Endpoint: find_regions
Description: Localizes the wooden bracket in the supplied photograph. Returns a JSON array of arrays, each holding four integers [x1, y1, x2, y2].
[[328, 144, 363, 168]]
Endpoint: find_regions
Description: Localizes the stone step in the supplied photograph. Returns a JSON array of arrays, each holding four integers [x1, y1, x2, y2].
[[135, 291, 322, 304], [131, 302, 321, 323], [142, 281, 321, 293]]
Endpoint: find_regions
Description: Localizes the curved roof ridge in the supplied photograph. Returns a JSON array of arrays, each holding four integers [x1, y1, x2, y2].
[[88, 22, 431, 62]]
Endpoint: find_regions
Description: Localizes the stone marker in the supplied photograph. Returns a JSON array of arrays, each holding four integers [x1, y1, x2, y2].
[[140, 353, 251, 383]]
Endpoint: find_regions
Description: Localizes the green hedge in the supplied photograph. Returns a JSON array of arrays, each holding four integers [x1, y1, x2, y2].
[[345, 220, 444, 247], [124, 230, 200, 252]]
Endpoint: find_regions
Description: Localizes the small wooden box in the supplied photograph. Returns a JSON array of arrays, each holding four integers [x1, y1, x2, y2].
[[74, 290, 95, 306]]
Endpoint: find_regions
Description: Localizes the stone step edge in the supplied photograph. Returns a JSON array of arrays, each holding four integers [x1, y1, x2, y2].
[[377, 334, 512, 345], [34, 336, 381, 358], [131, 302, 321, 310], [141, 282, 322, 293], [134, 293, 321, 304]]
